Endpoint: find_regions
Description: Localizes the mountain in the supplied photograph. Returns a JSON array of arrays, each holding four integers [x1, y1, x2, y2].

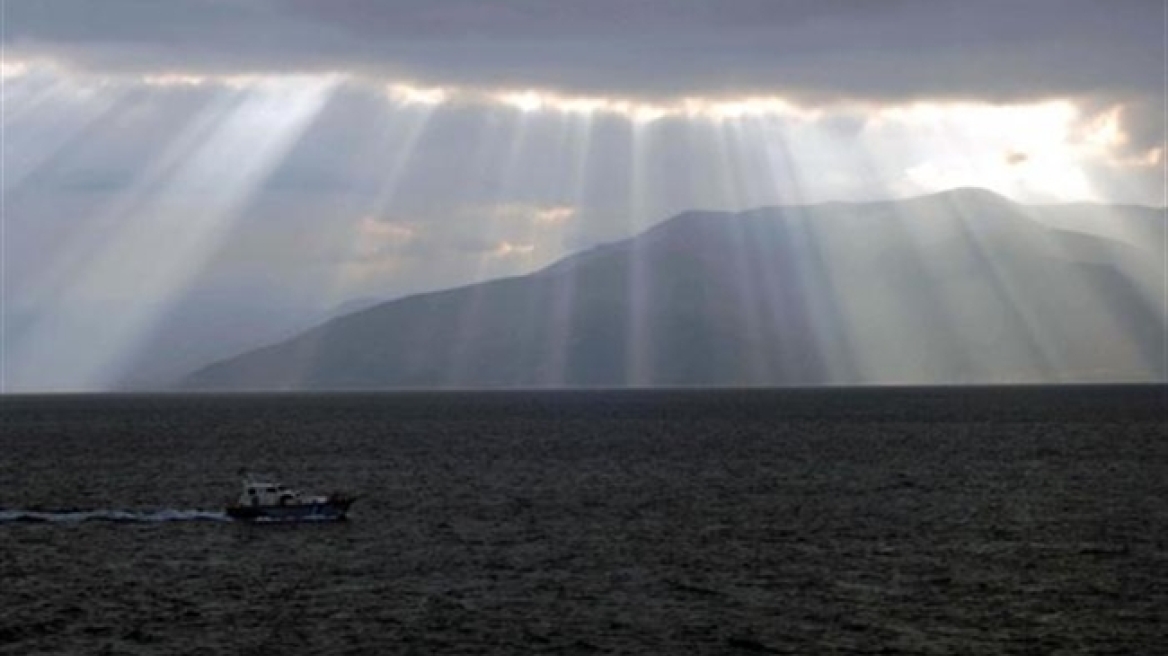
[[180, 189, 1166, 389], [105, 295, 395, 391], [107, 293, 396, 390]]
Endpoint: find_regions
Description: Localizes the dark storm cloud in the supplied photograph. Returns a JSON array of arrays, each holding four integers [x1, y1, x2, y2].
[[6, 0, 1162, 104]]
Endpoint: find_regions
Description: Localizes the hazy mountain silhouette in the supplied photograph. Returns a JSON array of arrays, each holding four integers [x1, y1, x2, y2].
[[180, 189, 1166, 389]]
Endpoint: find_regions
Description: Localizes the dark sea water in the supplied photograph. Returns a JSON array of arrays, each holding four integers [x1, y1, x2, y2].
[[2, 387, 1166, 655]]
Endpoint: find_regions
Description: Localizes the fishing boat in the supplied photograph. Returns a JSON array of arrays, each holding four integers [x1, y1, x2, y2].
[[225, 476, 356, 521]]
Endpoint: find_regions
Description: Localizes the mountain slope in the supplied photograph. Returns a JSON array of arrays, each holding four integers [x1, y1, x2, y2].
[[181, 189, 1167, 389]]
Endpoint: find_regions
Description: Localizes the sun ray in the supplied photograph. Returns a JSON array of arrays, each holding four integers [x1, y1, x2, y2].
[[4, 54, 1158, 390], [325, 93, 440, 298], [942, 196, 1061, 380], [539, 108, 598, 382], [837, 129, 989, 381], [2, 79, 129, 193], [623, 117, 655, 385], [444, 107, 535, 386], [755, 117, 865, 383], [13, 88, 252, 313], [711, 119, 770, 383], [8, 76, 338, 390]]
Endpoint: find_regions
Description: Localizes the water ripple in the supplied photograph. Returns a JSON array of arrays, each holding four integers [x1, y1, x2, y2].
[[0, 509, 230, 523]]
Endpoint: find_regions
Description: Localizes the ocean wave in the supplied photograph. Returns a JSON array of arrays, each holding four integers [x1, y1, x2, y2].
[[0, 509, 230, 524]]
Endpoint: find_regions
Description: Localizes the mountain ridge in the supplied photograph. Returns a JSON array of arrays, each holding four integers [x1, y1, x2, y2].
[[180, 189, 1167, 390]]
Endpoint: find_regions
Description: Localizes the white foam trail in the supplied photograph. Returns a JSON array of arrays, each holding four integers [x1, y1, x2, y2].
[[0, 509, 230, 523]]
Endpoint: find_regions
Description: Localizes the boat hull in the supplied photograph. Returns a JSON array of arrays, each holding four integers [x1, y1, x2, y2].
[[225, 498, 353, 522]]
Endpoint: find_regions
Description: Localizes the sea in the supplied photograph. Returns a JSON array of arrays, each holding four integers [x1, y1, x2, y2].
[[1, 387, 1165, 655]]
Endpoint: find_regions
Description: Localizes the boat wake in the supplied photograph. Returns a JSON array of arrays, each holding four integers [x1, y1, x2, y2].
[[0, 508, 231, 524]]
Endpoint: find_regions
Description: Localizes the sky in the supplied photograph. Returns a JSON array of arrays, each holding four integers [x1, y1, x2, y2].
[[1, 0, 1165, 391]]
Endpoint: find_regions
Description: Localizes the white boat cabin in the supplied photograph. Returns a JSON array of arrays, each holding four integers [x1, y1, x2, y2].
[[238, 480, 303, 507]]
